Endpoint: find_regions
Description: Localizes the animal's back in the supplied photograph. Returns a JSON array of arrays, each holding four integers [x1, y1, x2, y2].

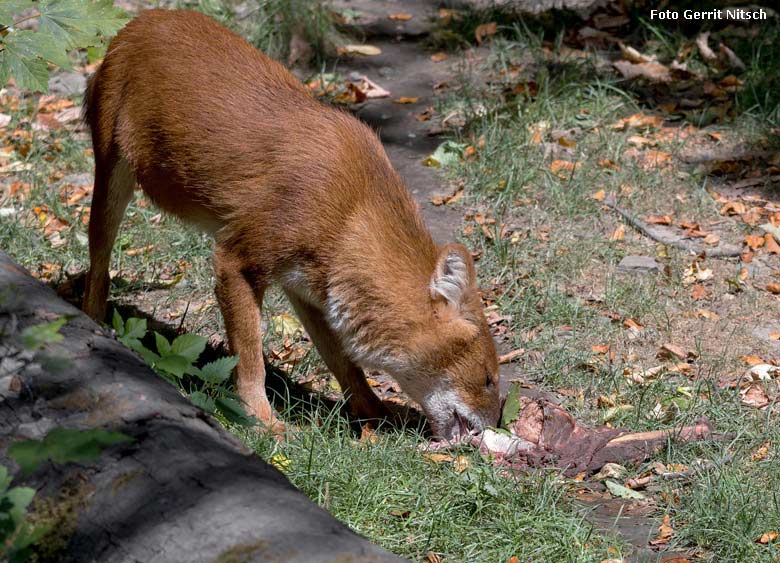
[[86, 9, 400, 234]]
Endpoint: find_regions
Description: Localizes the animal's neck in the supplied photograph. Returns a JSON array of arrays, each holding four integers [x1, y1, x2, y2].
[[325, 196, 438, 371]]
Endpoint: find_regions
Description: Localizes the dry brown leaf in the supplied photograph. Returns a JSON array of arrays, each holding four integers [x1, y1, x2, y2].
[[650, 514, 674, 546], [592, 189, 606, 201], [658, 343, 693, 360], [388, 12, 413, 20], [498, 349, 524, 364], [423, 453, 453, 464], [765, 233, 780, 254], [430, 188, 463, 206], [592, 344, 610, 354], [393, 96, 419, 104], [720, 201, 747, 216], [767, 283, 780, 295], [360, 424, 380, 443], [751, 441, 770, 462], [337, 44, 382, 56], [598, 158, 618, 169], [623, 318, 643, 330], [430, 52, 448, 63], [550, 159, 580, 178], [745, 235, 765, 250], [691, 284, 709, 300], [619, 43, 655, 64], [741, 355, 764, 366], [696, 309, 720, 321], [703, 233, 720, 246], [453, 455, 469, 473], [609, 113, 664, 131], [627, 135, 657, 147], [125, 245, 154, 257], [613, 60, 671, 83], [610, 224, 626, 241], [475, 21, 497, 44], [758, 532, 779, 544], [646, 214, 673, 225], [741, 383, 770, 409]]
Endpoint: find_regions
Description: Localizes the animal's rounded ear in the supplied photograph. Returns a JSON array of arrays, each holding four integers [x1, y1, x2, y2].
[[430, 243, 476, 309]]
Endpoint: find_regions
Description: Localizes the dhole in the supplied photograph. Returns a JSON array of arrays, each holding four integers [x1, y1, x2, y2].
[[82, 10, 500, 439]]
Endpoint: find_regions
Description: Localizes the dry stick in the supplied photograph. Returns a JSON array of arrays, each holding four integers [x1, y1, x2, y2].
[[603, 196, 743, 258]]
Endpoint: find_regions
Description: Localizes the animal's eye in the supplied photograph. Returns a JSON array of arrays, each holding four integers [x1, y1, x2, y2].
[[485, 371, 493, 389]]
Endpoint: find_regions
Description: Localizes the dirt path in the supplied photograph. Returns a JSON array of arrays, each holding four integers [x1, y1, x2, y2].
[[329, 0, 461, 245]]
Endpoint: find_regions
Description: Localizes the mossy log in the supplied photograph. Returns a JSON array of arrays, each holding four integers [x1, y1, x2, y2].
[[0, 253, 402, 563]]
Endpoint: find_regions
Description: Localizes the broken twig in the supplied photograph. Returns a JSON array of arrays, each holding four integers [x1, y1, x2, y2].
[[604, 196, 742, 258]]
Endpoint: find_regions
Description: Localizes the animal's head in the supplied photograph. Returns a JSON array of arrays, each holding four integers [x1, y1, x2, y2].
[[398, 243, 501, 441]]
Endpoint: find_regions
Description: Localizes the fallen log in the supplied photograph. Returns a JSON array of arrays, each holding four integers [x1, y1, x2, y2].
[[0, 253, 403, 563]]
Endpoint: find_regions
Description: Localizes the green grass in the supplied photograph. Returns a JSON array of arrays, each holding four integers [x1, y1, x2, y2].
[[239, 407, 625, 562], [431, 18, 780, 561]]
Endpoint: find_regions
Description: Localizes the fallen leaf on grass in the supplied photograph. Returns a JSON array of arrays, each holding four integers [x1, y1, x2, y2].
[[125, 245, 154, 257], [270, 314, 303, 339], [764, 233, 780, 254], [423, 452, 454, 464], [658, 343, 695, 361], [592, 189, 606, 201], [605, 479, 646, 500], [757, 532, 779, 544], [393, 96, 419, 104], [627, 135, 657, 148], [751, 441, 770, 462], [646, 214, 673, 225], [430, 187, 463, 206], [423, 141, 467, 168], [350, 76, 390, 99], [475, 21, 497, 44], [682, 261, 713, 286], [720, 201, 747, 216], [550, 159, 580, 178], [614, 60, 671, 83], [430, 52, 447, 63], [625, 148, 672, 170], [691, 284, 709, 300], [650, 514, 674, 547], [270, 453, 291, 471], [696, 309, 720, 321], [767, 283, 780, 295], [337, 44, 382, 56], [609, 113, 664, 131], [745, 235, 765, 250], [619, 43, 655, 64], [498, 349, 524, 364], [609, 224, 625, 241], [741, 384, 770, 409], [388, 12, 412, 20]]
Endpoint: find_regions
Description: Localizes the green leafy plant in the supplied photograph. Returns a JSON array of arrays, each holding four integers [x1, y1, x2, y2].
[[0, 0, 128, 92], [0, 465, 46, 563], [8, 428, 133, 477], [112, 310, 255, 427], [19, 315, 76, 350]]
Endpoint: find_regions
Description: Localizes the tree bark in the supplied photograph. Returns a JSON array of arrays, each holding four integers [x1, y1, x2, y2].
[[0, 253, 403, 563]]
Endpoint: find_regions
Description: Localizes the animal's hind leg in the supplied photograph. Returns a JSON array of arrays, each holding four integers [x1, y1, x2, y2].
[[83, 153, 135, 321]]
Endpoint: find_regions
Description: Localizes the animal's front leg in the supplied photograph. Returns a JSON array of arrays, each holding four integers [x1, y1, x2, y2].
[[284, 291, 391, 421], [213, 245, 282, 432]]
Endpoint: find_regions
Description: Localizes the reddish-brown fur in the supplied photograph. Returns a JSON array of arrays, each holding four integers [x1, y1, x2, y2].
[[82, 10, 500, 438]]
